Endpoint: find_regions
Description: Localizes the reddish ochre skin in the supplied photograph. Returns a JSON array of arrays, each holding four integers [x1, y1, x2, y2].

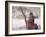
[[26, 16, 36, 29]]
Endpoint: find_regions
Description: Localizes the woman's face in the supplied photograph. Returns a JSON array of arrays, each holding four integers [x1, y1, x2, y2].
[[26, 13, 33, 21], [29, 14, 33, 18]]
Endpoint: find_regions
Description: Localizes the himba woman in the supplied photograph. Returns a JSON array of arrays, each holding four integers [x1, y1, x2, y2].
[[26, 13, 38, 29]]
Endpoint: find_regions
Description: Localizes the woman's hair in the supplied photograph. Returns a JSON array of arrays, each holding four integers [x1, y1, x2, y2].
[[30, 12, 33, 15]]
